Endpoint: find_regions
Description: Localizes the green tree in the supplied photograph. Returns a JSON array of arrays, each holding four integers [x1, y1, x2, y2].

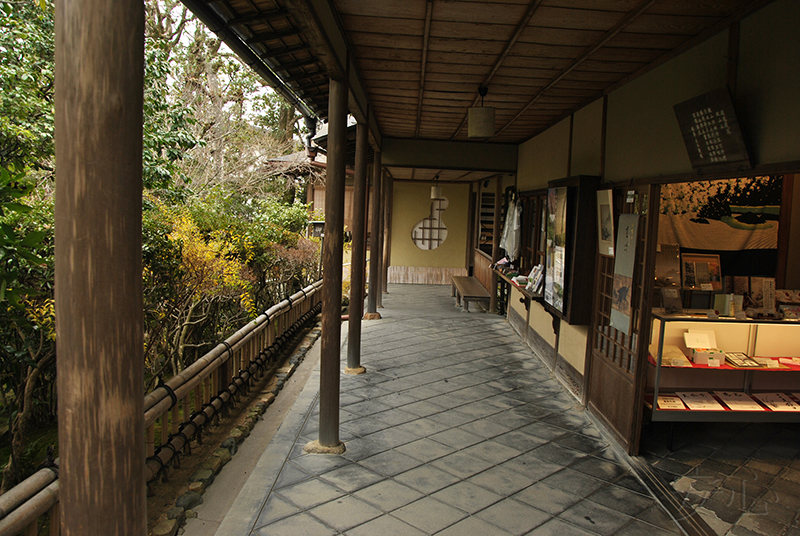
[[0, 164, 54, 492], [0, 1, 55, 170]]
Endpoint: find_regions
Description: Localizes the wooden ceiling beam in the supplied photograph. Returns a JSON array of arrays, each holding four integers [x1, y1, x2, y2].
[[282, 0, 382, 149], [226, 8, 289, 27], [246, 27, 302, 45], [414, 0, 434, 139], [449, 0, 545, 140], [275, 56, 321, 71], [521, 0, 777, 143], [263, 42, 312, 58], [494, 0, 656, 138]]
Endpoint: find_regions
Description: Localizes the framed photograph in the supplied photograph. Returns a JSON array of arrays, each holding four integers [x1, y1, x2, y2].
[[681, 253, 722, 290], [544, 187, 568, 312], [596, 189, 614, 257]]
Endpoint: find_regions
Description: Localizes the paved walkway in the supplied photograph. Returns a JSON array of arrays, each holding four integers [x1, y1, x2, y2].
[[209, 284, 684, 536], [640, 421, 800, 536]]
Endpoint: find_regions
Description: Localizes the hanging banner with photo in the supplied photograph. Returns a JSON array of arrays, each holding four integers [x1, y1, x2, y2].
[[659, 176, 780, 251], [610, 214, 639, 335]]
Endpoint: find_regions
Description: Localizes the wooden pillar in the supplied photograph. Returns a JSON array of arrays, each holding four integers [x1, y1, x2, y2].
[[54, 1, 146, 534], [365, 154, 382, 318], [466, 182, 475, 271], [489, 176, 503, 313], [376, 177, 386, 308], [305, 77, 347, 453], [346, 122, 369, 374], [381, 174, 393, 294]]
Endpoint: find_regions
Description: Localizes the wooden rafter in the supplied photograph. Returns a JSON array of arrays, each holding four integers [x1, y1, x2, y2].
[[449, 0, 545, 140], [414, 0, 434, 139], [494, 0, 657, 138]]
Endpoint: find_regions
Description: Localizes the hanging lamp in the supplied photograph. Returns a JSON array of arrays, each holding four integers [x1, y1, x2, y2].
[[431, 174, 442, 199], [468, 86, 495, 139]]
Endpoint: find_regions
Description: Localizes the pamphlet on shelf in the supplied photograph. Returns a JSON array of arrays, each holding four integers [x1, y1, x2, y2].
[[665, 346, 692, 367], [657, 396, 687, 410], [651, 344, 692, 367], [676, 392, 725, 411], [714, 391, 764, 411], [752, 392, 800, 412], [754, 358, 782, 369], [725, 352, 761, 368], [779, 357, 800, 367], [684, 330, 717, 349]]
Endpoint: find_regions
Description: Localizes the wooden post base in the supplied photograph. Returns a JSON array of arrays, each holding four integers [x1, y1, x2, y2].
[[303, 439, 346, 455], [363, 312, 382, 320], [344, 366, 367, 375]]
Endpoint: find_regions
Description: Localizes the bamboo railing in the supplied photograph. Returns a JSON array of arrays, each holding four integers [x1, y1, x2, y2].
[[0, 279, 323, 536]]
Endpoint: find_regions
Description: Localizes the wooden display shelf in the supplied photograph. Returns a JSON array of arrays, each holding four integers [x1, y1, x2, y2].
[[494, 268, 543, 301], [644, 393, 800, 423], [648, 311, 800, 424], [647, 354, 800, 371]]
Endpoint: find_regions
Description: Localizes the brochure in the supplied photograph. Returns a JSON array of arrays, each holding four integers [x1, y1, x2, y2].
[[752, 392, 800, 412], [657, 396, 687, 410], [714, 391, 764, 411], [676, 391, 725, 411]]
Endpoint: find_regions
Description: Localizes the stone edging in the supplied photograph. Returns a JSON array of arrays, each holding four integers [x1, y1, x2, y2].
[[150, 324, 322, 536]]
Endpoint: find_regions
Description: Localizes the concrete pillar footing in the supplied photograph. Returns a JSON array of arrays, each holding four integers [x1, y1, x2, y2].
[[303, 440, 346, 455]]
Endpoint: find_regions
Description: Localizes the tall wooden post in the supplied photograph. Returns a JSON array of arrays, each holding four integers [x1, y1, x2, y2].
[[489, 176, 503, 313], [54, 1, 146, 534], [466, 182, 475, 271], [376, 175, 386, 308], [381, 175, 393, 295], [346, 122, 369, 374], [305, 77, 347, 453], [365, 154, 382, 319]]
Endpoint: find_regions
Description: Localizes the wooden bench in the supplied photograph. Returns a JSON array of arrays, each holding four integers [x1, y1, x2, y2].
[[451, 276, 491, 312]]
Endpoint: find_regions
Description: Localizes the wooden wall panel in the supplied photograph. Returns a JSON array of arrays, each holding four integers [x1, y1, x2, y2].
[[588, 349, 636, 451], [472, 249, 493, 291], [387, 266, 467, 285]]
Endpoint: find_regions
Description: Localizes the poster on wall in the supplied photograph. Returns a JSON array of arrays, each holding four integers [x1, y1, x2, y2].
[[681, 253, 722, 290], [544, 187, 568, 312], [610, 214, 639, 335], [596, 189, 614, 256], [659, 176, 780, 252]]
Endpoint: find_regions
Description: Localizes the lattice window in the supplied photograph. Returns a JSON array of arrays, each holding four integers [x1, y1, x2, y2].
[[592, 190, 652, 376], [412, 197, 449, 250]]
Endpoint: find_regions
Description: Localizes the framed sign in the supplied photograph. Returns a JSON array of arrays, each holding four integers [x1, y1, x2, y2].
[[673, 88, 750, 171], [596, 189, 614, 257], [681, 253, 722, 291]]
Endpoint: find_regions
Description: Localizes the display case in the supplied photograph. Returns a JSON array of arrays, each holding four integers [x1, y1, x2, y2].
[[543, 175, 599, 325], [647, 311, 800, 423]]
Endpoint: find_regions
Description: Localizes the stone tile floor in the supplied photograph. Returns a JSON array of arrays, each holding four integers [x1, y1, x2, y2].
[[640, 420, 800, 536], [215, 284, 685, 536]]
